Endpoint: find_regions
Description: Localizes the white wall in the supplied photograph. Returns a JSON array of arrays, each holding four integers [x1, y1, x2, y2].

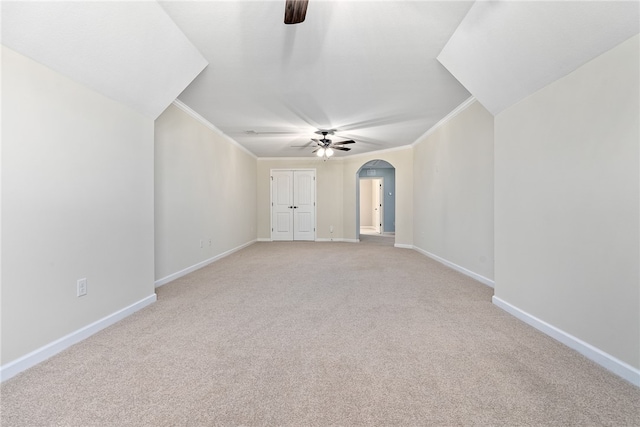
[[1, 47, 155, 365], [154, 104, 257, 283], [494, 34, 639, 370], [412, 100, 494, 282]]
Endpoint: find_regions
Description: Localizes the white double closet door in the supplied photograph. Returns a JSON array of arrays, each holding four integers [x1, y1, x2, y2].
[[271, 169, 316, 241]]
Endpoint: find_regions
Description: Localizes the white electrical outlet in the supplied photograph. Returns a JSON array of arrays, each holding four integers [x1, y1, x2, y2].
[[77, 278, 87, 297], [330, 225, 334, 233]]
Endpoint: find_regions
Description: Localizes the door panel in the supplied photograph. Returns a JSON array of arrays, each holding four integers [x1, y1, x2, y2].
[[373, 179, 383, 234], [276, 175, 291, 205], [296, 212, 313, 233], [293, 170, 315, 241], [379, 180, 384, 234], [271, 170, 315, 241], [271, 171, 294, 241], [275, 212, 292, 233], [295, 174, 313, 205]]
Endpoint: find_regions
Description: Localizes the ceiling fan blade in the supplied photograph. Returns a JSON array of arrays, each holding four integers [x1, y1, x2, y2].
[[334, 140, 355, 145], [310, 139, 326, 148], [284, 0, 308, 25], [312, 148, 321, 153], [332, 147, 351, 151]]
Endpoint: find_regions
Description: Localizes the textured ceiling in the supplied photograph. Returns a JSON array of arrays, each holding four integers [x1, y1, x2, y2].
[[438, 1, 640, 116], [1, 1, 207, 119], [160, 1, 474, 157]]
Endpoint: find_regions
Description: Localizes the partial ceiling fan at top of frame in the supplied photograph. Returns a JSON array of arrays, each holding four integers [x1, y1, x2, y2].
[[284, 0, 308, 25]]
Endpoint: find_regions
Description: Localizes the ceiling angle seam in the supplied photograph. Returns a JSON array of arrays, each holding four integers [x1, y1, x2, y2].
[[411, 96, 477, 146], [171, 100, 257, 159], [346, 144, 414, 160], [257, 157, 343, 162]]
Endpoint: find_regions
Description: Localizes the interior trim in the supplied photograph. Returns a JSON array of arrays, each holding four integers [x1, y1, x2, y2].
[[347, 144, 413, 160], [0, 294, 157, 383], [493, 296, 640, 387], [257, 157, 336, 162], [410, 245, 494, 288], [412, 96, 477, 145], [394, 243, 413, 249], [171, 100, 257, 159], [155, 240, 256, 288]]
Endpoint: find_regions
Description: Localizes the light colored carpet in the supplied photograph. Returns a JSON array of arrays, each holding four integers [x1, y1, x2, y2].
[[2, 238, 639, 426]]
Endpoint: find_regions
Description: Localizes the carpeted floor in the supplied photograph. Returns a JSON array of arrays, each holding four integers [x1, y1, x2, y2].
[[1, 238, 639, 426]]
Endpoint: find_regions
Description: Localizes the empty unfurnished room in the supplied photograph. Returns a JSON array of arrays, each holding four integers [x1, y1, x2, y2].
[[1, 1, 639, 425]]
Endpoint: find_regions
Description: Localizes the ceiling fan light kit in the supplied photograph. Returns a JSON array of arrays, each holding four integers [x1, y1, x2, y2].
[[316, 147, 334, 160], [311, 130, 354, 160]]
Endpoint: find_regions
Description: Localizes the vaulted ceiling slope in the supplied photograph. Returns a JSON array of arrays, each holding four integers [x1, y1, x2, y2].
[[2, 1, 638, 157], [160, 1, 474, 157], [1, 1, 207, 119], [438, 1, 640, 116]]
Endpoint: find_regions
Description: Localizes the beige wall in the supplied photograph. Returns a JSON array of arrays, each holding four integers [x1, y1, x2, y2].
[[494, 34, 640, 369], [154, 104, 257, 282], [359, 179, 373, 227], [1, 47, 155, 364], [257, 149, 413, 245], [413, 101, 494, 281], [4, 32, 636, 385]]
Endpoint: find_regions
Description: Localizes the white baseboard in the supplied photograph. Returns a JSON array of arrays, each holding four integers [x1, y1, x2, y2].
[[394, 243, 413, 249], [259, 238, 360, 243], [411, 245, 494, 288], [0, 294, 157, 383], [492, 296, 640, 387], [155, 240, 256, 288], [257, 238, 271, 242]]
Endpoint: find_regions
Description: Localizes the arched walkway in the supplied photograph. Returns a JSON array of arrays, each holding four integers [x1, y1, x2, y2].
[[356, 159, 396, 242]]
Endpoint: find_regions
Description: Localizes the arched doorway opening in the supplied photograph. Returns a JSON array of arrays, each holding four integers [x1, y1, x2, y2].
[[356, 160, 396, 242]]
